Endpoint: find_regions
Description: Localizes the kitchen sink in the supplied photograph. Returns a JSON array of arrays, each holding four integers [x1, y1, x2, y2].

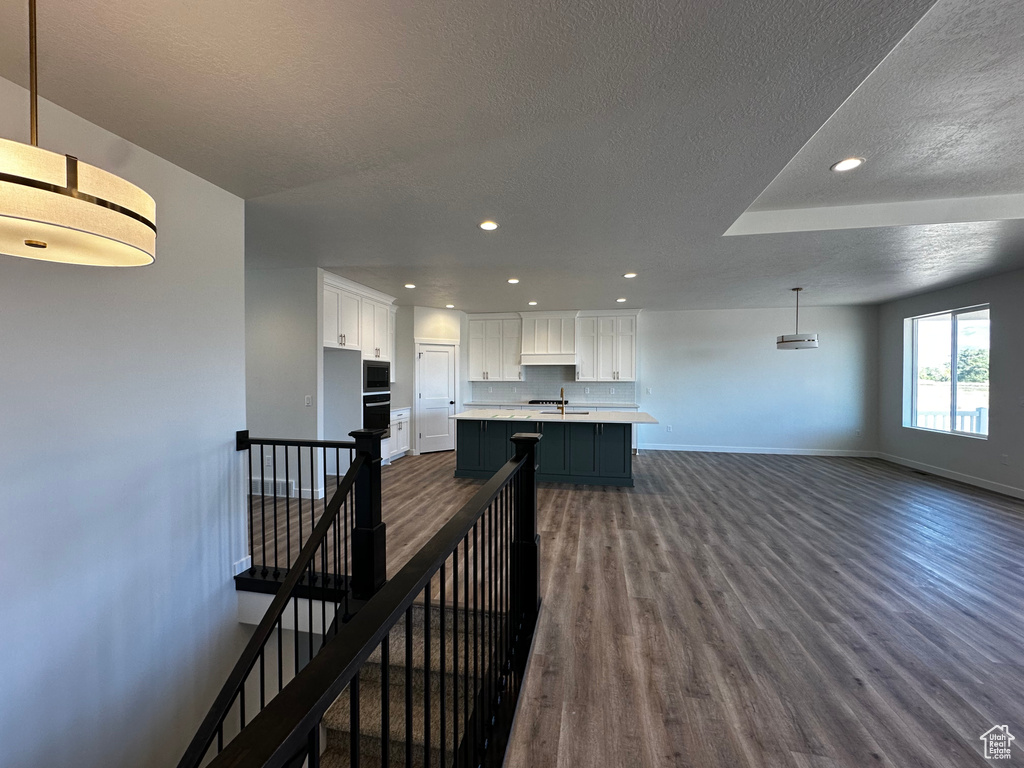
[[539, 410, 589, 414]]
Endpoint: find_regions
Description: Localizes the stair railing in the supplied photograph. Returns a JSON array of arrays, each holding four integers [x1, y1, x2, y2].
[[202, 432, 543, 768], [178, 429, 388, 768]]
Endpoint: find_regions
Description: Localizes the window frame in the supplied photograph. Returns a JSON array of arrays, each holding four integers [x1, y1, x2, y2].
[[907, 303, 990, 439]]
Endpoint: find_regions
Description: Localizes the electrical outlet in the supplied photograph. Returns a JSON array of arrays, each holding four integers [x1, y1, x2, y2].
[[1002, 454, 1010, 466], [304, 395, 312, 407], [512, 386, 516, 393], [646, 387, 652, 395], [488, 386, 493, 393], [609, 387, 615, 395], [666, 425, 672, 432], [585, 387, 590, 394], [265, 455, 273, 468]]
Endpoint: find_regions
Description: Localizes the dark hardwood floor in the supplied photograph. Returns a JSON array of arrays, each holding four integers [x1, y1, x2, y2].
[[372, 449, 1024, 767]]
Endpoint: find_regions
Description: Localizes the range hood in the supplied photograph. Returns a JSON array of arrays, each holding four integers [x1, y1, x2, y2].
[[520, 311, 579, 366], [520, 352, 577, 366]]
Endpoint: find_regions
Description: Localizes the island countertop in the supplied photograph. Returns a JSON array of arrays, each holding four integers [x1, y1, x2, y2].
[[452, 409, 658, 425]]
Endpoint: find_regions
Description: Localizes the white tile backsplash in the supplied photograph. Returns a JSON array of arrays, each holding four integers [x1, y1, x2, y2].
[[470, 366, 636, 404]]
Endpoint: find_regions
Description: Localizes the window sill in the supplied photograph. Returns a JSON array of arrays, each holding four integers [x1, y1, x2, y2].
[[903, 425, 988, 440]]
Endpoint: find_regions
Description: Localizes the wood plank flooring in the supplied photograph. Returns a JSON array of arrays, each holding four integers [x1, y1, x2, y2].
[[372, 450, 1024, 767]]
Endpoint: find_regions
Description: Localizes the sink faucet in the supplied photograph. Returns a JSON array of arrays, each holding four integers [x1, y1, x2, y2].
[[558, 387, 566, 415]]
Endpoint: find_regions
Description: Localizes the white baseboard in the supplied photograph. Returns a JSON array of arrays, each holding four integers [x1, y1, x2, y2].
[[233, 556, 252, 576], [638, 443, 877, 458], [876, 452, 1024, 500]]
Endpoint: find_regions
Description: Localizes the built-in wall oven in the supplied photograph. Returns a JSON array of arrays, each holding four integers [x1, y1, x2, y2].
[[363, 360, 390, 393], [363, 393, 391, 437]]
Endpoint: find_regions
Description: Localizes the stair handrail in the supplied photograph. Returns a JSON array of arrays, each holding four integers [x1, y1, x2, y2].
[[178, 429, 386, 768], [203, 432, 543, 768]]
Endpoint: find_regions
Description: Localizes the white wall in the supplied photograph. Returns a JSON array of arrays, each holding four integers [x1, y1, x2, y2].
[[638, 306, 878, 454], [877, 268, 1024, 498], [0, 77, 248, 767], [413, 305, 462, 342]]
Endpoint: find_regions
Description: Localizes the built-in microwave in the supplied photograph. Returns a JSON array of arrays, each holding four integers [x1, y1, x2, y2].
[[363, 360, 390, 393]]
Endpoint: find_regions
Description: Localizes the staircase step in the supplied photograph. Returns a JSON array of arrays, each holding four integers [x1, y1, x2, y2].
[[323, 664, 483, 767]]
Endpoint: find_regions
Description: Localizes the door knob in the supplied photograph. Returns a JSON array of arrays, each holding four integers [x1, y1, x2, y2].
[[449, 401, 455, 405]]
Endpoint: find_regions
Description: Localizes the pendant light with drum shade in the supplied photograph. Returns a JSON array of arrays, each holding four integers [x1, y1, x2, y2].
[[0, 0, 156, 266], [776, 288, 818, 350]]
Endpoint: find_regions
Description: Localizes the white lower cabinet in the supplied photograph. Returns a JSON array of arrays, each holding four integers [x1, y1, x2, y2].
[[390, 408, 412, 460]]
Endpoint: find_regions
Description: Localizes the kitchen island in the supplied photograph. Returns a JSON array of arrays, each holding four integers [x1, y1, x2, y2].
[[452, 409, 658, 487]]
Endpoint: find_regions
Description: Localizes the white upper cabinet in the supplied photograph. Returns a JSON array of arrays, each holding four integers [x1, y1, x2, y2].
[[361, 299, 391, 360], [468, 315, 522, 381], [576, 316, 598, 382], [389, 307, 397, 381], [339, 291, 362, 350], [501, 318, 522, 381], [323, 284, 341, 348], [324, 283, 362, 350], [468, 319, 486, 380], [322, 273, 396, 357], [577, 311, 638, 382], [614, 315, 636, 381]]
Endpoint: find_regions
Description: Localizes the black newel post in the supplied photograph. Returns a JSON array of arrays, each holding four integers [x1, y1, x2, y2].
[[350, 428, 387, 599], [510, 432, 542, 630]]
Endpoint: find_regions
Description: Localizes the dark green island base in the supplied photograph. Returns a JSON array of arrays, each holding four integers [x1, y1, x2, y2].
[[455, 419, 633, 486]]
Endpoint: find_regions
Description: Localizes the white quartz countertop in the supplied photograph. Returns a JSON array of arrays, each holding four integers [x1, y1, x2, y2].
[[452, 409, 658, 424], [463, 401, 640, 408]]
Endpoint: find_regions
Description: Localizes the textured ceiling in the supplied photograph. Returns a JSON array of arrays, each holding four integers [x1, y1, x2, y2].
[[7, 0, 1024, 310], [747, 0, 1024, 211]]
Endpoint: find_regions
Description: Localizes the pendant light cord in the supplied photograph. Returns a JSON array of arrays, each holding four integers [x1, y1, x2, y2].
[[29, 0, 38, 146], [795, 288, 799, 334]]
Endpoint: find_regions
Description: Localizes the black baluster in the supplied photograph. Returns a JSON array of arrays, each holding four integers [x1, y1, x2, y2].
[[381, 633, 390, 768], [239, 688, 245, 729], [247, 443, 255, 575], [259, 648, 265, 710], [473, 521, 479, 757], [260, 445, 267, 577], [463, 534, 469, 762], [285, 447, 291, 571], [453, 542, 460, 768], [277, 617, 284, 694], [272, 447, 279, 579], [350, 672, 360, 767], [424, 578, 432, 768], [405, 607, 414, 768], [440, 561, 447, 768]]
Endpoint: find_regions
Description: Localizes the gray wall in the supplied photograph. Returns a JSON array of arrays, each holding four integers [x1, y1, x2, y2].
[[245, 267, 320, 438], [0, 77, 248, 766], [323, 348, 363, 440], [391, 305, 415, 409], [877, 268, 1024, 498], [637, 306, 878, 453]]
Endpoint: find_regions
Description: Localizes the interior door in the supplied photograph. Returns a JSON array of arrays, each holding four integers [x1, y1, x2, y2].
[[417, 344, 457, 453]]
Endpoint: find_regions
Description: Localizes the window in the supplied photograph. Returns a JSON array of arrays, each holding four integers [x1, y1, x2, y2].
[[908, 305, 990, 436]]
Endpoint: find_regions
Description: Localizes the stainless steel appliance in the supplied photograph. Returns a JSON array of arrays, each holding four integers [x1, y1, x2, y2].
[[363, 392, 391, 437], [363, 360, 390, 393]]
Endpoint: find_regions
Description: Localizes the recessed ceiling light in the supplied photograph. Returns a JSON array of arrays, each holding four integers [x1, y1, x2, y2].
[[507, 278, 519, 284], [445, 304, 455, 309], [528, 301, 537, 306], [479, 220, 499, 231], [404, 283, 416, 289], [623, 272, 637, 279], [616, 298, 627, 303], [830, 157, 864, 172]]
